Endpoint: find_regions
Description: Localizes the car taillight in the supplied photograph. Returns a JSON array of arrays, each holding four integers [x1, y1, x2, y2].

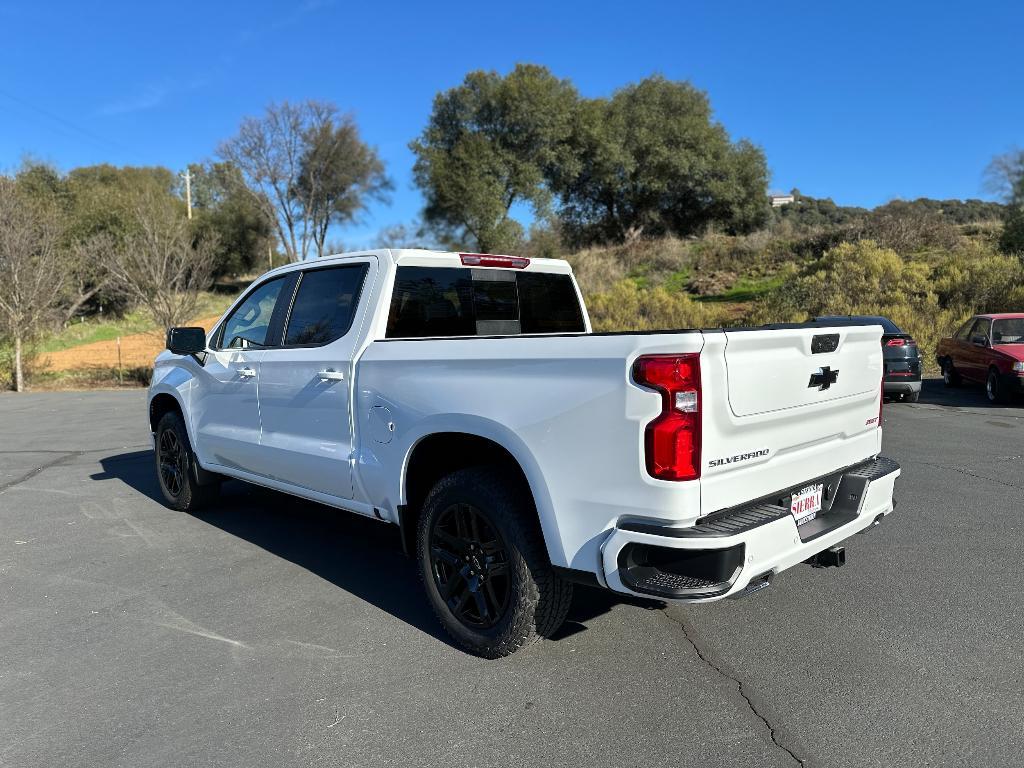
[[886, 338, 916, 347], [459, 253, 530, 269], [633, 354, 701, 481]]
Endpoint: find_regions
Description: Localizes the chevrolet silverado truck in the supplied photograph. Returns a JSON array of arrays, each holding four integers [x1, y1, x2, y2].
[[148, 249, 900, 657]]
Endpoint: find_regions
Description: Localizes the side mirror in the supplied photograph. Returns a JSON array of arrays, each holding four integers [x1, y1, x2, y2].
[[166, 327, 206, 356], [970, 335, 988, 347]]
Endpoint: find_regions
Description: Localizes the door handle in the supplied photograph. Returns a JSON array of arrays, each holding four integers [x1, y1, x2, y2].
[[237, 367, 256, 379], [318, 369, 345, 381]]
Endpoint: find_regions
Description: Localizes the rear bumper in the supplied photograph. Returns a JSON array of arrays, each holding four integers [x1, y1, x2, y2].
[[600, 457, 900, 601], [884, 378, 921, 395]]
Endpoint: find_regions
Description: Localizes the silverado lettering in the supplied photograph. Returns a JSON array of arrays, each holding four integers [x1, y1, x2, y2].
[[708, 448, 771, 467]]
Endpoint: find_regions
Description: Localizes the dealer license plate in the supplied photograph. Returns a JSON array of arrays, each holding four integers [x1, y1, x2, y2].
[[790, 484, 823, 525]]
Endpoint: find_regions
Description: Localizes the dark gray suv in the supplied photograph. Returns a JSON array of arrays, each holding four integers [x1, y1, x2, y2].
[[816, 316, 922, 402]]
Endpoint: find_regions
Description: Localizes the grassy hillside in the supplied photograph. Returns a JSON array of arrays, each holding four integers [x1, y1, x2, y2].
[[37, 292, 234, 355], [3, 291, 237, 390], [568, 219, 1017, 374], [8, 215, 1018, 389]]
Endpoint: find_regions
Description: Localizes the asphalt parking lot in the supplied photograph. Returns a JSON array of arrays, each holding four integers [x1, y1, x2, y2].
[[2, 381, 1023, 768]]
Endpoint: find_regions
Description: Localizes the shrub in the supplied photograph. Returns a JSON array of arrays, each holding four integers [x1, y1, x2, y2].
[[999, 208, 1024, 256], [586, 280, 731, 331], [745, 239, 1024, 373]]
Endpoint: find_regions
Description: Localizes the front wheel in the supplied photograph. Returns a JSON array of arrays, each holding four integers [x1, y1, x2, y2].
[[417, 466, 573, 658], [155, 411, 219, 512], [987, 369, 1009, 404]]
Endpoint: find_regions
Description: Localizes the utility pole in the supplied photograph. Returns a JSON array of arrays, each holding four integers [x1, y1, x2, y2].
[[181, 168, 192, 220]]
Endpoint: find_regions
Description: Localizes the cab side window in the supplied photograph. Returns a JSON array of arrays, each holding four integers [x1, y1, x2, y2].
[[217, 277, 288, 349], [283, 265, 369, 346]]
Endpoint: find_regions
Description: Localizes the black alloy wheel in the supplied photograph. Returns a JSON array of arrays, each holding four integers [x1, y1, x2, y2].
[[154, 411, 219, 511], [429, 502, 511, 629], [157, 427, 186, 499], [416, 465, 573, 657]]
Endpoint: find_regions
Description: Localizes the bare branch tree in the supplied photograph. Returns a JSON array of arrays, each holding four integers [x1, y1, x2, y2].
[[0, 177, 65, 391], [218, 100, 331, 261], [297, 116, 391, 258], [218, 101, 389, 261], [59, 233, 114, 325], [106, 190, 216, 332]]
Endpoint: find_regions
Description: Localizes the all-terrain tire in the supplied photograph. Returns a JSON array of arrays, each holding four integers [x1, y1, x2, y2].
[[154, 411, 219, 512], [416, 466, 573, 658]]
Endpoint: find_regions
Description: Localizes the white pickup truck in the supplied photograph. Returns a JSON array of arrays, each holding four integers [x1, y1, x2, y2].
[[149, 249, 900, 657]]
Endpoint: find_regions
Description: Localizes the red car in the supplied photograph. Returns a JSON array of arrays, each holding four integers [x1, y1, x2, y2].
[[936, 313, 1024, 403]]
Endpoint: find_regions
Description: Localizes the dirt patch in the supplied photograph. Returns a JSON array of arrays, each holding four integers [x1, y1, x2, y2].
[[41, 316, 222, 372]]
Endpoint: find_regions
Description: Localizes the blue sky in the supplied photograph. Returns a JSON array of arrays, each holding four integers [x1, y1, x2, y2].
[[2, 0, 1022, 247]]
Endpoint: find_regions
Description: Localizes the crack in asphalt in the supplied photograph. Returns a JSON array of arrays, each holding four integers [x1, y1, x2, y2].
[[660, 607, 807, 767], [909, 402, 1024, 421], [905, 457, 1024, 494], [0, 444, 150, 456], [0, 452, 82, 494], [0, 445, 154, 497]]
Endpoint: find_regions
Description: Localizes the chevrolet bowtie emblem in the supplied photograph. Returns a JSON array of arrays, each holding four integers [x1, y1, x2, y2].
[[808, 366, 839, 390]]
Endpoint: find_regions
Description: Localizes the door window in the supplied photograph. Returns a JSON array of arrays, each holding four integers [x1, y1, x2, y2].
[[283, 264, 369, 346], [217, 276, 289, 349], [954, 320, 974, 341], [969, 318, 991, 344]]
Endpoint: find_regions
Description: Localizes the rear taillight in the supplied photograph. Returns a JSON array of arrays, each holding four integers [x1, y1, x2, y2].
[[886, 338, 916, 347], [459, 253, 530, 269], [633, 354, 701, 481]]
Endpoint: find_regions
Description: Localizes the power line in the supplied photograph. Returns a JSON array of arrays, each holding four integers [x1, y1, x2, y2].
[[0, 88, 125, 152]]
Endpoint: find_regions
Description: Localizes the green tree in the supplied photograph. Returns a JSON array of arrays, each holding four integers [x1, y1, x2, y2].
[[187, 162, 275, 276], [63, 164, 182, 315], [550, 77, 769, 245], [296, 117, 391, 258], [986, 149, 1024, 254], [410, 64, 578, 252]]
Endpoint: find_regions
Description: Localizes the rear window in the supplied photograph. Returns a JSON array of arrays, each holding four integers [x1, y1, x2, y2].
[[386, 267, 585, 338]]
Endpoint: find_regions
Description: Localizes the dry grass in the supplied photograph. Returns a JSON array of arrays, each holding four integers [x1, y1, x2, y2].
[[40, 315, 222, 372]]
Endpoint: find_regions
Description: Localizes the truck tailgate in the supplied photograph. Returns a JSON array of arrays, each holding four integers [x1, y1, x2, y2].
[[700, 325, 884, 516]]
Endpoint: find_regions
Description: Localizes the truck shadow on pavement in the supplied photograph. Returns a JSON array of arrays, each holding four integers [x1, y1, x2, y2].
[[94, 450, 662, 651]]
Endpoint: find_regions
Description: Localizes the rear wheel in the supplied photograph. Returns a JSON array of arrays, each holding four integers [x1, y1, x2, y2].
[[416, 466, 573, 658], [155, 411, 219, 512], [942, 360, 961, 387], [904, 390, 920, 403]]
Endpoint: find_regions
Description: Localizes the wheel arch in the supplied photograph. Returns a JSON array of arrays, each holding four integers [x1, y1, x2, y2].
[[149, 391, 184, 434], [398, 429, 559, 564]]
